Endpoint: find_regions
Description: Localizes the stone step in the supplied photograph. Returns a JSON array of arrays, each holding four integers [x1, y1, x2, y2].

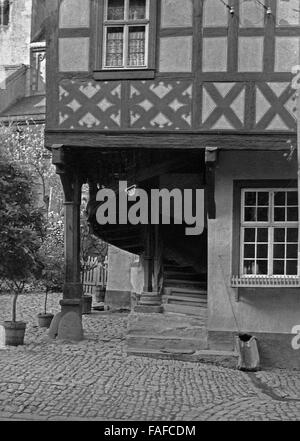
[[163, 304, 207, 316], [126, 348, 239, 369], [166, 286, 207, 296], [165, 279, 207, 288], [165, 295, 207, 303], [127, 334, 207, 352]]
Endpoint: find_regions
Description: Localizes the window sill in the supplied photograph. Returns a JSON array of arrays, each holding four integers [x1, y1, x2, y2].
[[231, 276, 300, 288], [93, 69, 155, 81]]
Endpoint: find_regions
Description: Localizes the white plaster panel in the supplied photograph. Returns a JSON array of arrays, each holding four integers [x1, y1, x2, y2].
[[161, 0, 193, 28], [238, 37, 263, 72], [202, 37, 227, 72], [159, 36, 192, 72], [275, 36, 300, 72], [59, 0, 90, 28], [59, 37, 90, 72]]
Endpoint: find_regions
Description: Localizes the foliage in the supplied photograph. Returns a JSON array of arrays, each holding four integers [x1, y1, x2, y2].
[[80, 200, 108, 272], [0, 121, 63, 216], [38, 214, 64, 313], [0, 148, 45, 321]]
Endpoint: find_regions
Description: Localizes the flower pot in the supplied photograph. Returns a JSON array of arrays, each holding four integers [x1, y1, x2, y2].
[[37, 313, 54, 328], [82, 295, 92, 314], [95, 286, 106, 303], [4, 321, 26, 346]]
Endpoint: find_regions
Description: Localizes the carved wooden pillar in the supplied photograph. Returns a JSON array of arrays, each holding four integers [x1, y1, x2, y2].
[[49, 146, 84, 341]]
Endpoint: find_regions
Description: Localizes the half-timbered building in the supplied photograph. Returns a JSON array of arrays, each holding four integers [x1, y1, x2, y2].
[[45, 0, 300, 368]]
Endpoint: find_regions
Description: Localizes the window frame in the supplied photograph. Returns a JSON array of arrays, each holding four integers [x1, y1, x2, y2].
[[103, 0, 150, 70], [232, 180, 299, 283], [240, 188, 299, 277], [93, 0, 157, 79]]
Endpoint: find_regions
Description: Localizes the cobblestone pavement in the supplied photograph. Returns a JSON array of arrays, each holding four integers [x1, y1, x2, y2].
[[0, 292, 300, 421]]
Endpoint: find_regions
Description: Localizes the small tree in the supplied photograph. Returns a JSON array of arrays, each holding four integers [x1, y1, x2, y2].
[[0, 150, 45, 322], [39, 216, 64, 314]]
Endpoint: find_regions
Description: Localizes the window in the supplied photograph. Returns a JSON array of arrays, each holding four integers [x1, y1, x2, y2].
[[240, 189, 299, 276], [0, 0, 9, 26], [30, 46, 46, 95], [103, 0, 149, 69]]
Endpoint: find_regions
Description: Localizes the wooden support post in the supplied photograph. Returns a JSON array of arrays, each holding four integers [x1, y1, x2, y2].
[[49, 146, 84, 341], [135, 216, 162, 313], [143, 223, 153, 293], [205, 147, 218, 220]]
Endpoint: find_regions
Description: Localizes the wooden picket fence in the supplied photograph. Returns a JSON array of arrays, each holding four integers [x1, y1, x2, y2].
[[81, 256, 108, 295]]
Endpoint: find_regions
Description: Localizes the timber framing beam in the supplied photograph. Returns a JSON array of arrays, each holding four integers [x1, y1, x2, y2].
[[45, 130, 296, 151]]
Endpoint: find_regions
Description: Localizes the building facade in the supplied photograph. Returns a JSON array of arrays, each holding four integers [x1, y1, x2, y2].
[[45, 0, 300, 368]]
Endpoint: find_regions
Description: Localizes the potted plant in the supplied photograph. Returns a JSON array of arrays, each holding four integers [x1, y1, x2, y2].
[[37, 287, 54, 328], [0, 150, 45, 345]]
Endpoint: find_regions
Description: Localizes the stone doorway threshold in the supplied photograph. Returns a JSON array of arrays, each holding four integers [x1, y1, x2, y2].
[[126, 310, 238, 369]]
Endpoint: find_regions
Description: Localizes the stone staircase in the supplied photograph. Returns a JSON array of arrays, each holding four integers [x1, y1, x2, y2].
[[162, 261, 207, 315], [126, 311, 238, 368]]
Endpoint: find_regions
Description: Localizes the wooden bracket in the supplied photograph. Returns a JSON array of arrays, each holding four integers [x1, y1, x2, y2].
[[205, 147, 218, 220]]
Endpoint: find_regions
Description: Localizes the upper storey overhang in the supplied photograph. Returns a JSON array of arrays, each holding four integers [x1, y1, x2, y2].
[[45, 0, 300, 149]]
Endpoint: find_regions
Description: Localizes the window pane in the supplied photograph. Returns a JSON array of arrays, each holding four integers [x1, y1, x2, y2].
[[240, 0, 265, 27], [277, 0, 300, 26], [274, 207, 286, 222], [274, 228, 286, 242], [287, 228, 298, 242], [129, 0, 146, 20], [257, 207, 269, 222], [203, 0, 228, 27], [107, 0, 125, 20], [244, 207, 257, 221], [257, 228, 268, 242], [257, 260, 268, 275], [244, 228, 256, 242], [274, 191, 286, 206], [257, 244, 268, 258], [287, 191, 298, 206], [258, 192, 269, 206], [287, 244, 298, 259], [244, 260, 255, 274], [274, 244, 285, 259], [273, 260, 284, 275], [287, 207, 298, 221], [287, 260, 297, 275], [106, 27, 124, 67], [244, 244, 255, 258], [128, 26, 146, 66], [245, 191, 257, 206]]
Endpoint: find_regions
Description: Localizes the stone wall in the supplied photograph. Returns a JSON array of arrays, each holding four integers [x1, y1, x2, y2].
[[0, 0, 32, 67]]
